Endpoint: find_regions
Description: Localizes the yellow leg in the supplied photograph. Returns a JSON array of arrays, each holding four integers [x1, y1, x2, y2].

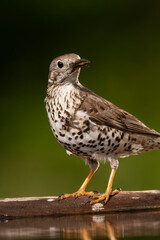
[[60, 170, 95, 199], [90, 168, 119, 204]]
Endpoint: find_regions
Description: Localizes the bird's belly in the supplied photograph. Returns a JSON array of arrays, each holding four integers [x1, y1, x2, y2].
[[52, 120, 131, 160], [47, 104, 145, 161]]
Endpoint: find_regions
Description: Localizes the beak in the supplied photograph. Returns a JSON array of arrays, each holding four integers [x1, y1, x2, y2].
[[73, 59, 90, 69]]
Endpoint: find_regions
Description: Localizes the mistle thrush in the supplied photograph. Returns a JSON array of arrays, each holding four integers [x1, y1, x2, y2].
[[45, 53, 160, 204]]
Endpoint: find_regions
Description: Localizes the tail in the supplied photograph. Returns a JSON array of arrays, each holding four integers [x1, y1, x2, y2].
[[127, 133, 160, 157], [141, 135, 160, 152], [152, 136, 160, 150]]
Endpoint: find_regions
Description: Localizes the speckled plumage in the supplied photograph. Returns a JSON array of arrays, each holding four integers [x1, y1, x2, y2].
[[45, 53, 160, 203]]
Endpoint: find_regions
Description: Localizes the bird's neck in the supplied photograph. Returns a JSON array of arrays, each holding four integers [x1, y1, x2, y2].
[[46, 80, 81, 99]]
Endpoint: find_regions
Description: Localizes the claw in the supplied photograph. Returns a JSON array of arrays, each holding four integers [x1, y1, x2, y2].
[[60, 190, 95, 200], [110, 188, 121, 196], [90, 188, 120, 204], [59, 193, 66, 198], [93, 190, 99, 194], [90, 194, 109, 204]]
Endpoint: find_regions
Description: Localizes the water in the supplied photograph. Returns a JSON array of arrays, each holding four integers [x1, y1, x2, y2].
[[0, 211, 160, 239]]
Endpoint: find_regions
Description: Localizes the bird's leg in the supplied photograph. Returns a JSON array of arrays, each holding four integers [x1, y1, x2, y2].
[[60, 170, 95, 199], [90, 168, 119, 204]]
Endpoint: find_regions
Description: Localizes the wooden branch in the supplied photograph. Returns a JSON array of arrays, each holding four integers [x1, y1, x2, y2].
[[0, 190, 160, 219]]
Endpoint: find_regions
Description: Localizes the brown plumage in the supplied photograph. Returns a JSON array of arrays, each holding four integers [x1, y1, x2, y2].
[[45, 53, 160, 204], [77, 86, 160, 136]]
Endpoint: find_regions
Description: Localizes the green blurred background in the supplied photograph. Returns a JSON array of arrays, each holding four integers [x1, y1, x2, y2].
[[0, 0, 160, 198]]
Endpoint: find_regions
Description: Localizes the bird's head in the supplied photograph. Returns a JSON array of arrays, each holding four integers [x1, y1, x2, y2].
[[48, 53, 90, 86]]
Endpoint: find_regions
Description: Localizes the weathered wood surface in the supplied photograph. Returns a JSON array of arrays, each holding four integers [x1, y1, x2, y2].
[[0, 190, 160, 219]]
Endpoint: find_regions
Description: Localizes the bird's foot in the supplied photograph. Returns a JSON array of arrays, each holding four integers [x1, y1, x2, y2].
[[60, 189, 96, 200], [90, 188, 121, 204]]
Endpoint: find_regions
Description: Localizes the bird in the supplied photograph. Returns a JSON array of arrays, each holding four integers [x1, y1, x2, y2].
[[45, 53, 160, 204]]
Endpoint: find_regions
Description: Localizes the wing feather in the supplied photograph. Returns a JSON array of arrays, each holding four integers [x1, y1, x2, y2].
[[78, 88, 160, 137]]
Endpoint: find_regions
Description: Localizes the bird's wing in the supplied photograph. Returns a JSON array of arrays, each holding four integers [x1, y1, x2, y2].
[[78, 88, 160, 137]]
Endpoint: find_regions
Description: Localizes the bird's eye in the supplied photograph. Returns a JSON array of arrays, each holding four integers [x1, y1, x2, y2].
[[57, 61, 63, 68]]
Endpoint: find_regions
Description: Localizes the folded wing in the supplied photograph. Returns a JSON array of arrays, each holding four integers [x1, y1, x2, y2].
[[79, 88, 160, 137]]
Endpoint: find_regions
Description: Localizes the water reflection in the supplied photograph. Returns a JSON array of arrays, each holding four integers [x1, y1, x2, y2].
[[0, 211, 160, 239], [62, 219, 116, 240]]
